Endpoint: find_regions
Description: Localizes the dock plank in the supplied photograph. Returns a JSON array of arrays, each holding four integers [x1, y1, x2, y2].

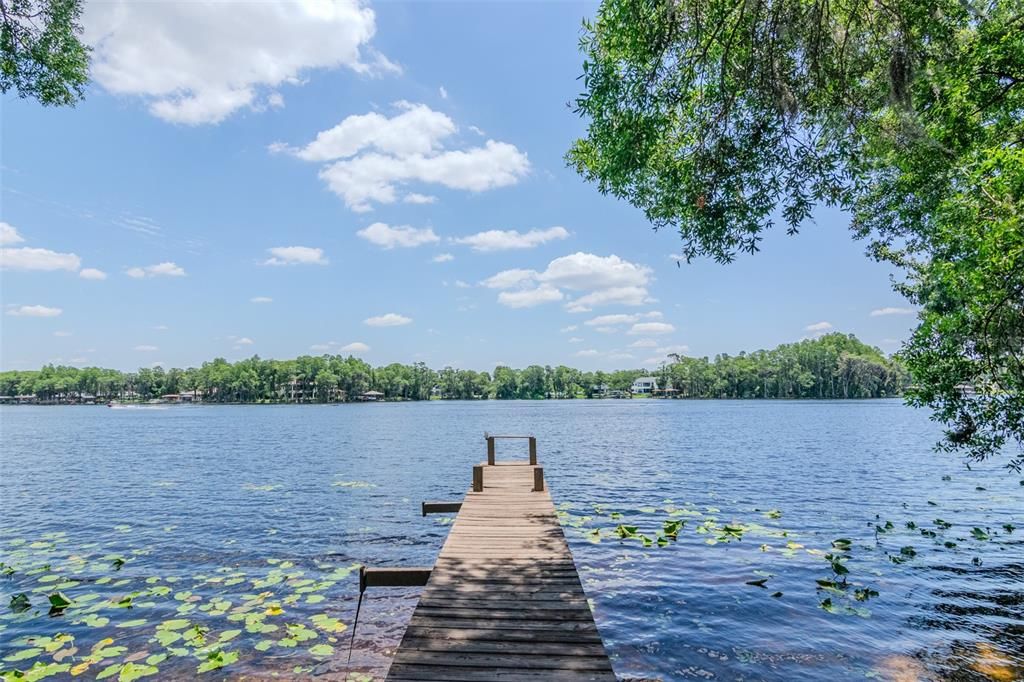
[[387, 460, 614, 680]]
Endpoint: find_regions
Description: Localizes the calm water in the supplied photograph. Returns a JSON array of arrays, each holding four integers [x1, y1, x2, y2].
[[1, 401, 1021, 681]]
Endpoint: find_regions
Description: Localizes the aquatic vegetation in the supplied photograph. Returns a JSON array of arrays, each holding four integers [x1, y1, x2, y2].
[[0, 529, 361, 679]]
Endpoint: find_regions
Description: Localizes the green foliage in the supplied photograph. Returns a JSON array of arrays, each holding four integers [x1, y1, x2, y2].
[[570, 0, 1023, 468], [0, 333, 903, 404], [0, 0, 89, 105]]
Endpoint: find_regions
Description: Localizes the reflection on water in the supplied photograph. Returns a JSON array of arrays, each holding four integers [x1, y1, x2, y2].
[[0, 401, 1021, 680]]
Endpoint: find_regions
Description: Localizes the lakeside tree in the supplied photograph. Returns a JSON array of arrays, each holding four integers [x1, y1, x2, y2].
[[0, 332, 905, 403], [568, 0, 1023, 468], [0, 0, 89, 105]]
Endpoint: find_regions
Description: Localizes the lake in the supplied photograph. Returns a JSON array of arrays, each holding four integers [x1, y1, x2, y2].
[[1, 400, 1021, 680]]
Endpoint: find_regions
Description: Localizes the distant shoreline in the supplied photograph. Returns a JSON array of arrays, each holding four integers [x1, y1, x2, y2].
[[1, 395, 905, 406], [1, 332, 907, 403]]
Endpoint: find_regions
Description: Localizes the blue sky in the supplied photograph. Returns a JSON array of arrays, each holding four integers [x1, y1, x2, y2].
[[0, 1, 917, 372]]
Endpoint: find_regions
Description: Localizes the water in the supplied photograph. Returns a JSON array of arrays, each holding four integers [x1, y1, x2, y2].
[[1, 401, 1021, 680]]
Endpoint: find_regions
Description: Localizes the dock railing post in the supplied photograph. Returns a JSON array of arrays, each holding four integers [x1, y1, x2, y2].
[[528, 437, 537, 465], [486, 437, 495, 466], [472, 465, 484, 492], [533, 466, 544, 492]]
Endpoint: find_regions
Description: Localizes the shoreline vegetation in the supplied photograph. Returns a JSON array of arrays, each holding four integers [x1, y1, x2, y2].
[[1, 333, 906, 404]]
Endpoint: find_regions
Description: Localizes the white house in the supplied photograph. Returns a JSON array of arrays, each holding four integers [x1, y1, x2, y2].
[[631, 377, 658, 394]]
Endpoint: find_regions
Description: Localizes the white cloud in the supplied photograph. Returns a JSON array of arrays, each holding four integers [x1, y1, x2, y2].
[[263, 246, 327, 266], [79, 268, 107, 280], [454, 280, 471, 289], [594, 326, 618, 334], [483, 252, 654, 314], [84, 0, 391, 125], [339, 341, 369, 353], [453, 226, 569, 252], [279, 103, 528, 211], [568, 337, 584, 343], [0, 222, 24, 245], [310, 343, 331, 352], [7, 305, 62, 317], [250, 296, 273, 304], [134, 345, 159, 352], [154, 325, 169, 331], [560, 325, 578, 333], [870, 307, 914, 317], [439, 86, 448, 99], [481, 268, 539, 289], [236, 337, 255, 345], [432, 253, 454, 263], [657, 344, 690, 355], [319, 139, 530, 212], [628, 322, 675, 335], [267, 92, 285, 108], [468, 125, 485, 136], [0, 247, 81, 271], [126, 262, 186, 278], [585, 313, 639, 327], [539, 252, 651, 292], [281, 102, 455, 161], [575, 349, 600, 357], [630, 338, 658, 348], [54, 331, 73, 337], [497, 285, 564, 309], [364, 313, 412, 327], [356, 222, 440, 249], [805, 321, 833, 332], [566, 286, 651, 313]]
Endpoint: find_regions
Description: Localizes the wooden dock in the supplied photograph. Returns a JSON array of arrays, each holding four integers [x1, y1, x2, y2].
[[386, 437, 615, 681]]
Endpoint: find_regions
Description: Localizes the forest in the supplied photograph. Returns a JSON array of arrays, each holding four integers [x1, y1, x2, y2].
[[0, 333, 906, 403]]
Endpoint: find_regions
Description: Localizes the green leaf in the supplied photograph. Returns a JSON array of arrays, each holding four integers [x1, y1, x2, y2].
[[196, 649, 239, 674], [117, 619, 148, 628], [96, 664, 123, 680], [117, 663, 159, 682], [47, 592, 72, 609], [3, 648, 42, 662], [308, 644, 334, 657], [9, 593, 30, 613]]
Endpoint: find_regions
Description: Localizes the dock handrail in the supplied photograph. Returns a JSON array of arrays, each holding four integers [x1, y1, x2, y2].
[[484, 432, 537, 465]]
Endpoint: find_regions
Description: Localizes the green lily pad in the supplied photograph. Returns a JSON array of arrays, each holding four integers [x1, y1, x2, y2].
[[3, 647, 42, 662], [48, 592, 72, 609], [196, 649, 239, 673], [308, 644, 334, 657], [118, 619, 148, 628]]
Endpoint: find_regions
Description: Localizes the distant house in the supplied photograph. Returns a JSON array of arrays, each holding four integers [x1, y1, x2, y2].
[[631, 377, 658, 395], [358, 390, 385, 402]]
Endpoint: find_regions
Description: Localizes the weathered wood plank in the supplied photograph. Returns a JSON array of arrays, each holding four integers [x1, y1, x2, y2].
[[386, 457, 613, 681]]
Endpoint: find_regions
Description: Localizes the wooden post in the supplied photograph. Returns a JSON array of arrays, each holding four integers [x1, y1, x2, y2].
[[473, 465, 484, 492], [486, 437, 495, 465], [528, 437, 537, 465], [533, 466, 544, 492]]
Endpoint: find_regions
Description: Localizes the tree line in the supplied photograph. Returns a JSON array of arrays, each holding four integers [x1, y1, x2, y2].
[[0, 333, 906, 403]]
